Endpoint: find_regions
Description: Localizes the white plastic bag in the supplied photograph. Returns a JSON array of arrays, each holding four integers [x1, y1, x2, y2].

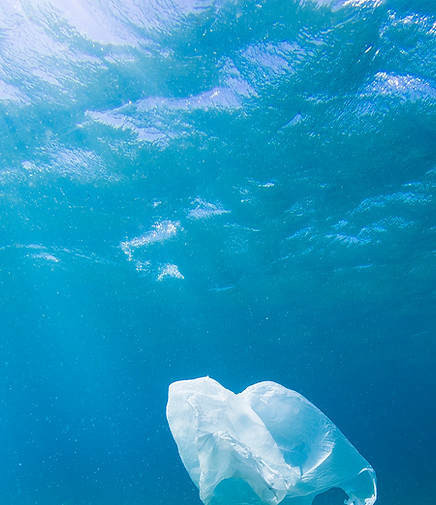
[[167, 377, 376, 505]]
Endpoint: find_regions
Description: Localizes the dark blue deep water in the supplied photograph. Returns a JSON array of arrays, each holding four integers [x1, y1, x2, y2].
[[0, 1, 435, 504]]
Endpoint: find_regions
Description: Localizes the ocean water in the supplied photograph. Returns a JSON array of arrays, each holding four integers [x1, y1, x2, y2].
[[0, 1, 435, 505]]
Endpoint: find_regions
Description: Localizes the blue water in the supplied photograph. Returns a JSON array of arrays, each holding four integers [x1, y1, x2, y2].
[[0, 1, 435, 504]]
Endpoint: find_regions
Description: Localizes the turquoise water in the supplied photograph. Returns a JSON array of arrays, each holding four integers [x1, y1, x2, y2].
[[0, 1, 435, 504]]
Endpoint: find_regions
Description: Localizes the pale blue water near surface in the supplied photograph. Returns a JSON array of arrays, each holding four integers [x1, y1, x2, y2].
[[0, 1, 435, 505]]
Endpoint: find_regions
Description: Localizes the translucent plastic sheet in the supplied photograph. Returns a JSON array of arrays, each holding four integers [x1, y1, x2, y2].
[[167, 377, 376, 505]]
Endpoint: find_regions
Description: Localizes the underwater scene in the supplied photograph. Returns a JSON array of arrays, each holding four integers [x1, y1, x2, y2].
[[0, 1, 435, 504]]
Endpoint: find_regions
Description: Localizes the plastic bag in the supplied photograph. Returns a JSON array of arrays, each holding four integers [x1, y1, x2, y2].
[[167, 377, 376, 505]]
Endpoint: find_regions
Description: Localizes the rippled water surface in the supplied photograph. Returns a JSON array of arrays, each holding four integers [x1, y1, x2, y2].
[[0, 1, 435, 504]]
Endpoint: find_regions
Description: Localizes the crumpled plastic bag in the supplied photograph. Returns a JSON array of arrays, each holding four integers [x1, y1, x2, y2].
[[166, 377, 376, 505]]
